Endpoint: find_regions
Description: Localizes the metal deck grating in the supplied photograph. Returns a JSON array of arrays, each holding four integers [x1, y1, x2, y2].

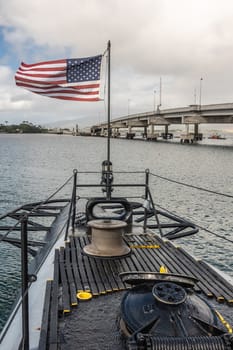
[[39, 233, 233, 349], [62, 233, 233, 306]]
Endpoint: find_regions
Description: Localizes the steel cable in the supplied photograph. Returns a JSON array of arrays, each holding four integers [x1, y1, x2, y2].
[[149, 172, 233, 199], [149, 171, 233, 244]]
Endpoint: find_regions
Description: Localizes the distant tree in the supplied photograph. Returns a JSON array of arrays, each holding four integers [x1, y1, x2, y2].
[[0, 122, 49, 133]]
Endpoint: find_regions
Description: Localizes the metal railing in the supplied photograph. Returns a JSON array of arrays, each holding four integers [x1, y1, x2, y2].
[[1, 167, 231, 349], [73, 169, 198, 240], [0, 173, 75, 350]]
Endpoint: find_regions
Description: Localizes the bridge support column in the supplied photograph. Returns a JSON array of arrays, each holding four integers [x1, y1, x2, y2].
[[194, 123, 199, 139], [143, 126, 147, 138], [126, 126, 135, 139], [165, 125, 168, 135], [151, 124, 154, 134], [112, 128, 120, 138]]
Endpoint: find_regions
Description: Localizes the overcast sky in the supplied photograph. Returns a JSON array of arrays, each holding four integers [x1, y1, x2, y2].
[[1, 0, 233, 127]]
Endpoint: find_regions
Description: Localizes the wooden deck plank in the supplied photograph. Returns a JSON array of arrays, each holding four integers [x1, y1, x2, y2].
[[79, 236, 100, 295], [199, 260, 233, 297], [74, 236, 91, 291], [69, 235, 83, 292], [163, 241, 227, 298], [131, 235, 163, 271], [59, 247, 71, 313], [176, 246, 233, 301], [156, 238, 214, 296], [64, 242, 78, 306]]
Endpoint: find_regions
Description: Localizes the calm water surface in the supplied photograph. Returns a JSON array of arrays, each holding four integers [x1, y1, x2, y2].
[[0, 133, 232, 330]]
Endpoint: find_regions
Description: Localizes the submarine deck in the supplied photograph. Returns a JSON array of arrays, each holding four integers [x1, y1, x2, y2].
[[38, 232, 233, 350]]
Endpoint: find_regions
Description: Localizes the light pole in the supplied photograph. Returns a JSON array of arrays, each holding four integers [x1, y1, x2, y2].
[[199, 77, 203, 108], [153, 90, 156, 112], [159, 77, 162, 108]]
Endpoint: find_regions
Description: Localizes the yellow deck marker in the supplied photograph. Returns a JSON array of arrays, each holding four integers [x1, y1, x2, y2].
[[217, 296, 225, 302], [160, 266, 168, 274], [215, 310, 233, 333], [130, 245, 160, 249], [77, 291, 92, 301], [63, 309, 70, 314]]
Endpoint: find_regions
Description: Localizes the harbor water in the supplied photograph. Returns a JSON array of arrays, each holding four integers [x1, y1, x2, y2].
[[0, 133, 233, 331]]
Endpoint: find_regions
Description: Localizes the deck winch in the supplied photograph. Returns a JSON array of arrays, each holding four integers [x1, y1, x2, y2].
[[83, 219, 131, 257], [119, 272, 233, 349]]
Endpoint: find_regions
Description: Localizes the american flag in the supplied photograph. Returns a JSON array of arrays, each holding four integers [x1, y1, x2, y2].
[[15, 55, 103, 101]]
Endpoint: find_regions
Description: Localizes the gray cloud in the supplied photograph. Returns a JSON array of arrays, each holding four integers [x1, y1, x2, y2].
[[1, 0, 233, 125]]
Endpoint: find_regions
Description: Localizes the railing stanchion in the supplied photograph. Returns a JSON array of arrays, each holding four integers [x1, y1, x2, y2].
[[21, 216, 29, 350], [72, 170, 77, 233], [145, 169, 150, 199], [143, 169, 150, 232]]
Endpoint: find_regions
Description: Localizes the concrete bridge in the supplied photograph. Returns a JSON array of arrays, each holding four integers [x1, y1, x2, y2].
[[90, 103, 233, 142]]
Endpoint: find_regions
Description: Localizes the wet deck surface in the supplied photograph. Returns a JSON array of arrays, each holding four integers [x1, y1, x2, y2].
[[38, 232, 233, 350]]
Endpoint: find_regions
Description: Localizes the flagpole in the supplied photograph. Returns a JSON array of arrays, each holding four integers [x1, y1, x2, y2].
[[101, 41, 112, 199], [107, 40, 111, 168], [102, 40, 112, 200]]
